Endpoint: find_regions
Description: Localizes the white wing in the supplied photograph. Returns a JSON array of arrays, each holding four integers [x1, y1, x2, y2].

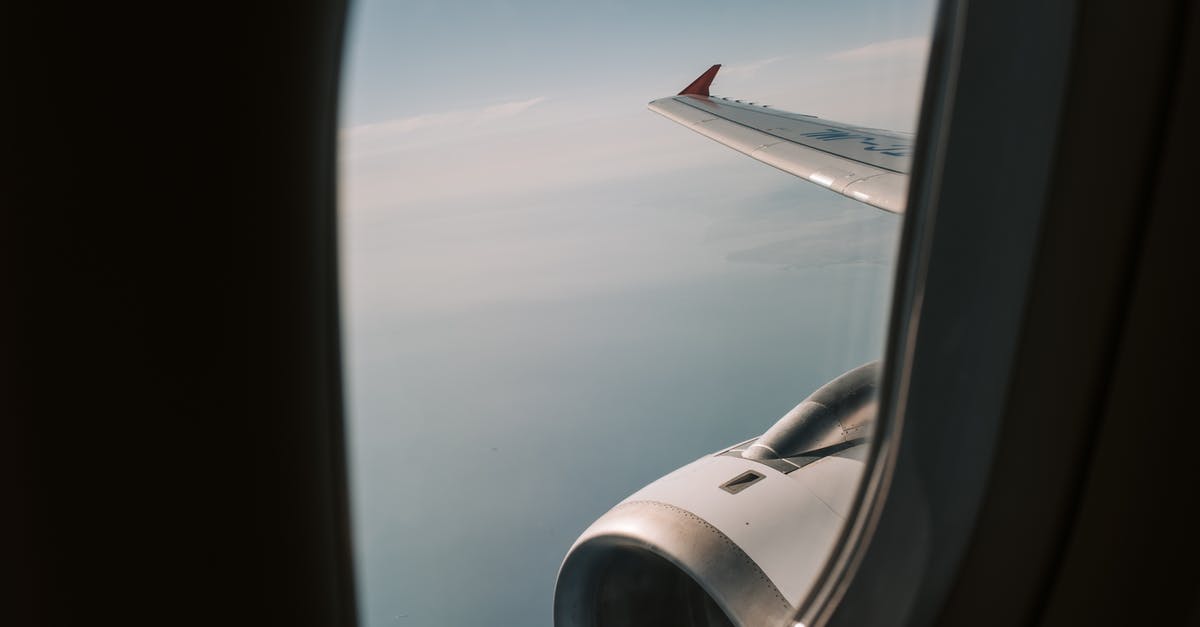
[[649, 64, 911, 213]]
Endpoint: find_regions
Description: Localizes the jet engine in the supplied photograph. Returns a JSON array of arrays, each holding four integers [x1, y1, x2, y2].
[[554, 362, 878, 627]]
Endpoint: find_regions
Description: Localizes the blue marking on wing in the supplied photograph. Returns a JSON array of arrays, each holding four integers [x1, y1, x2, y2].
[[799, 128, 911, 158]]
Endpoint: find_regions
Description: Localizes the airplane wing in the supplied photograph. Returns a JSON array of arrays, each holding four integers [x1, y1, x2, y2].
[[648, 64, 911, 214]]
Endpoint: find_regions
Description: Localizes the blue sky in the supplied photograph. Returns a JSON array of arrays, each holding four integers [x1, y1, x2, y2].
[[339, 1, 936, 625], [340, 0, 934, 223], [342, 0, 936, 125]]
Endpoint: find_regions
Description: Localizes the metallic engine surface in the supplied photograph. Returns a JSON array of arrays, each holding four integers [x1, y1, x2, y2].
[[555, 448, 866, 626], [555, 364, 877, 626]]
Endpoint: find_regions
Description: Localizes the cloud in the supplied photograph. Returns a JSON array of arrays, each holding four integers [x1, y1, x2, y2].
[[720, 56, 787, 78], [339, 108, 737, 215], [826, 36, 930, 62], [342, 96, 548, 141]]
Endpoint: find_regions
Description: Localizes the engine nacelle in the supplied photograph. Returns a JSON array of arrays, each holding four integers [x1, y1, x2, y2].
[[554, 363, 878, 627]]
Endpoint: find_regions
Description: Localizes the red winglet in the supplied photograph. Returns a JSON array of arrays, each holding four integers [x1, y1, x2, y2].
[[678, 64, 721, 97]]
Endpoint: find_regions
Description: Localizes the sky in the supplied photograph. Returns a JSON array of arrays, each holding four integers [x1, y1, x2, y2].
[[339, 1, 935, 625]]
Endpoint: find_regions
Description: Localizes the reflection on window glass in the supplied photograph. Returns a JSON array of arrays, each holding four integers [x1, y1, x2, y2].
[[340, 1, 936, 625]]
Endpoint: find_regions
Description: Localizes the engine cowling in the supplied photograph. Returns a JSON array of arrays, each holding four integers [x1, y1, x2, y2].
[[554, 363, 878, 627]]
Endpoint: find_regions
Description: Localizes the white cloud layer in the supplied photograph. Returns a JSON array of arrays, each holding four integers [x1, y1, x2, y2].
[[826, 36, 930, 61], [342, 96, 548, 141], [720, 56, 787, 78]]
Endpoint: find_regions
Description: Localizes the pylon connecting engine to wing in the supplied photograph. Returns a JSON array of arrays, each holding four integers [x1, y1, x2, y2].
[[553, 362, 878, 627]]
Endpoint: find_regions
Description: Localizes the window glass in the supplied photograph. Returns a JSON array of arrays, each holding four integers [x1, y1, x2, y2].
[[340, 1, 936, 624]]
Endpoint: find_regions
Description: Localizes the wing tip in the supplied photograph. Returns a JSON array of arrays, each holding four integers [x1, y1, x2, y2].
[[678, 64, 721, 97]]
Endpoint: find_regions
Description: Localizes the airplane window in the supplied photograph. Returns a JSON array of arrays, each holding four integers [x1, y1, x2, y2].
[[339, 1, 937, 625]]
